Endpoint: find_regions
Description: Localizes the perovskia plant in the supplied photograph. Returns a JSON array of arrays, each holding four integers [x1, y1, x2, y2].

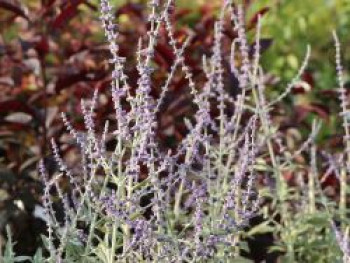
[[34, 0, 265, 261], [2, 0, 350, 262]]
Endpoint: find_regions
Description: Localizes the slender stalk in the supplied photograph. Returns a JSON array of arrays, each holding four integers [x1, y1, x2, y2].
[[333, 31, 349, 223], [309, 143, 316, 214]]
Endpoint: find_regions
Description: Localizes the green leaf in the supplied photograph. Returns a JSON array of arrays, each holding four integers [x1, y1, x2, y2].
[[40, 235, 52, 251], [269, 245, 286, 253], [3, 225, 15, 262], [246, 220, 274, 236], [65, 238, 85, 260], [304, 214, 329, 226], [14, 256, 32, 262], [32, 248, 44, 263], [228, 256, 254, 263]]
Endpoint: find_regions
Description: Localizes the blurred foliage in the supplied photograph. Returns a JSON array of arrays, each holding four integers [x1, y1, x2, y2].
[[252, 0, 350, 88], [239, 0, 350, 149]]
